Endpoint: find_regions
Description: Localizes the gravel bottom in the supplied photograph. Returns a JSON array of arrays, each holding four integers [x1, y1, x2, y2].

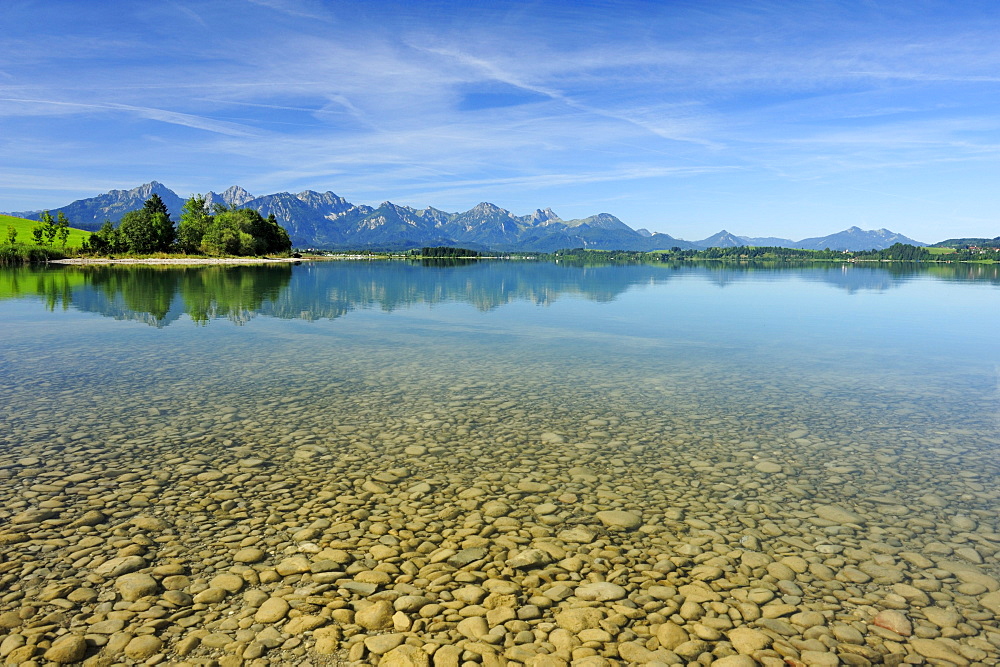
[[0, 339, 997, 666]]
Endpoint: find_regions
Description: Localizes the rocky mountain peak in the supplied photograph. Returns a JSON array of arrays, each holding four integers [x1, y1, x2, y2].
[[529, 207, 561, 224], [221, 185, 254, 206], [111, 181, 166, 200]]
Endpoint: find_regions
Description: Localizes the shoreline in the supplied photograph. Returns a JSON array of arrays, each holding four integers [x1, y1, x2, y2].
[[50, 256, 309, 266]]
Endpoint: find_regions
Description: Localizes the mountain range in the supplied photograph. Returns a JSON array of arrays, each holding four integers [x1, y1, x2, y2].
[[5, 181, 928, 252]]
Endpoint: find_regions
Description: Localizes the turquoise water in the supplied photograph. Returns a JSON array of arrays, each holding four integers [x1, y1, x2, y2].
[[4, 261, 996, 433], [0, 260, 998, 664]]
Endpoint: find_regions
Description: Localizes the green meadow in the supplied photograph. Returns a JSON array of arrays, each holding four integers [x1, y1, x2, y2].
[[0, 213, 92, 249]]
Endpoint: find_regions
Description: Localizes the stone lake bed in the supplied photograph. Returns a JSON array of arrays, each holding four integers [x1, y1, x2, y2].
[[0, 261, 998, 665]]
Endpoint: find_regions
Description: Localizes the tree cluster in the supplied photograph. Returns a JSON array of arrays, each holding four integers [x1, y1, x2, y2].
[[649, 243, 932, 262], [850, 243, 931, 261], [29, 211, 71, 247], [83, 194, 175, 254], [82, 194, 292, 257], [178, 197, 291, 256], [416, 246, 481, 258], [928, 247, 1000, 262], [551, 244, 937, 264]]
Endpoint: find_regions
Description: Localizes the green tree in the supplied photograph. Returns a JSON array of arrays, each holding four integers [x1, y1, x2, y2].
[[5, 226, 16, 245], [143, 192, 170, 216], [117, 210, 156, 253], [42, 212, 58, 245], [117, 196, 176, 253], [87, 220, 121, 254], [32, 211, 57, 246], [56, 212, 71, 248], [261, 214, 292, 255], [177, 195, 212, 254]]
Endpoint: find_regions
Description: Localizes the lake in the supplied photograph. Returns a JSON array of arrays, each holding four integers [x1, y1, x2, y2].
[[1, 259, 998, 665]]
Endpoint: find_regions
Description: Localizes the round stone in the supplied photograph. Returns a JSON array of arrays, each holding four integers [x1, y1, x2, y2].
[[115, 573, 159, 601], [507, 548, 553, 569], [394, 595, 432, 612], [595, 510, 642, 530], [210, 573, 245, 593], [43, 635, 87, 664], [728, 627, 772, 654], [124, 635, 163, 660], [814, 504, 865, 525], [254, 597, 291, 623], [356, 600, 394, 630], [275, 555, 310, 576], [872, 610, 911, 636], [233, 547, 266, 563], [575, 582, 627, 601]]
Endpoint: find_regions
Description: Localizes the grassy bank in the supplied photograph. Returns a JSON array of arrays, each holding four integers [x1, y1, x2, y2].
[[0, 213, 92, 248], [0, 213, 93, 264], [0, 245, 69, 265]]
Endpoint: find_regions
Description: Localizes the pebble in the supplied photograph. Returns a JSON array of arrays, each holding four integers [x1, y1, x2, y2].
[[575, 582, 627, 601], [124, 635, 163, 660], [980, 590, 1000, 614], [814, 504, 866, 524], [910, 638, 971, 665], [506, 548, 551, 570], [555, 608, 603, 633], [381, 644, 431, 666], [873, 609, 912, 637], [115, 573, 158, 601], [356, 600, 394, 630], [594, 510, 642, 530], [43, 635, 87, 664], [254, 597, 290, 623], [233, 547, 266, 563]]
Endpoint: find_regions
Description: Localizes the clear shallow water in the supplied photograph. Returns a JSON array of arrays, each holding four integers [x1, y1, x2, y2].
[[0, 260, 998, 665]]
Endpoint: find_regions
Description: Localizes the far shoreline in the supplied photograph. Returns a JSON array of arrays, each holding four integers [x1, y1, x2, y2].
[[49, 256, 310, 266]]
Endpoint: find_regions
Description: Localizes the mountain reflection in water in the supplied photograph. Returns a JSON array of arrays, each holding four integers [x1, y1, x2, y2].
[[1, 260, 997, 327]]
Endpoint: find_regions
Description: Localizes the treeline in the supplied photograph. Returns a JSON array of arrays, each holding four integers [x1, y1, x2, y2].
[[930, 247, 1000, 262], [414, 246, 481, 258], [851, 243, 931, 260], [659, 243, 931, 261], [83, 194, 291, 256], [552, 248, 650, 264], [932, 237, 1000, 249], [552, 243, 939, 264]]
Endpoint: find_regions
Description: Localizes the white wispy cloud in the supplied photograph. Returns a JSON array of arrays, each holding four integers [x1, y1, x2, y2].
[[244, 0, 333, 21], [0, 97, 261, 137]]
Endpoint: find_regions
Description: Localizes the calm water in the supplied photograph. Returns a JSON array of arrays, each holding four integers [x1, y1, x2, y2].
[[0, 259, 998, 663]]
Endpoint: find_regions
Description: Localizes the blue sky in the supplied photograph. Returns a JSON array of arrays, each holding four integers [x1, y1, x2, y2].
[[1, 0, 998, 242]]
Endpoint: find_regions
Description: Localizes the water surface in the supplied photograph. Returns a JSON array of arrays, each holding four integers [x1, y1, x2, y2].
[[0, 260, 997, 664]]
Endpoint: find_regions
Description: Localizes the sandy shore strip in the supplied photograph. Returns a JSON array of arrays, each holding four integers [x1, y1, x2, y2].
[[50, 256, 310, 265]]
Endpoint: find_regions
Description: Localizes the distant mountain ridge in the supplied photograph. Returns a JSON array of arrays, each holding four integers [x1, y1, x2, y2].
[[5, 182, 928, 252]]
